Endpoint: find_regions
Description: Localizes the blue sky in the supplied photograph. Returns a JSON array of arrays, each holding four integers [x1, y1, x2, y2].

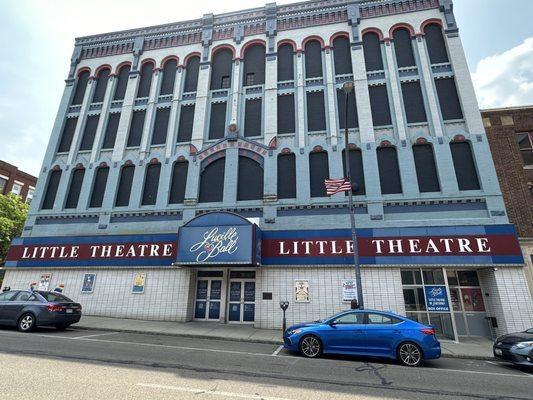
[[1, 0, 533, 176]]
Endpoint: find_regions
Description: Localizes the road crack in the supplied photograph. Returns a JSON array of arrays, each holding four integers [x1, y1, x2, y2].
[[355, 362, 393, 386]]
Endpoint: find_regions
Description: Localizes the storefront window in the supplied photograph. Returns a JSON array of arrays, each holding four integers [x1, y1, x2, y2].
[[449, 287, 462, 311], [422, 269, 445, 285], [461, 288, 485, 312], [401, 270, 422, 285], [457, 271, 480, 286]]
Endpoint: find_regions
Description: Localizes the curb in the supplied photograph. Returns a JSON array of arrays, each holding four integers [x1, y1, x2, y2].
[[74, 324, 495, 361]]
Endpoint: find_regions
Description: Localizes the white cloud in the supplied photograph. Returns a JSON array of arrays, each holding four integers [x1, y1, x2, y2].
[[472, 37, 533, 109]]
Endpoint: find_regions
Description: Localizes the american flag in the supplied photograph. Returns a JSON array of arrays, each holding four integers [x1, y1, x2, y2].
[[325, 178, 352, 195]]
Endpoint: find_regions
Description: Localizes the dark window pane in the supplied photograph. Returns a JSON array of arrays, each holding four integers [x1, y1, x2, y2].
[[184, 56, 200, 92], [115, 165, 135, 207], [435, 78, 463, 120], [243, 45, 265, 86], [309, 151, 329, 198], [363, 33, 383, 71], [377, 147, 402, 194], [237, 156, 264, 201], [422, 269, 445, 285], [342, 149, 365, 195], [402, 81, 427, 123], [209, 103, 226, 140], [89, 167, 109, 208], [278, 44, 294, 81], [278, 95, 295, 134], [199, 157, 225, 203], [79, 115, 100, 151], [127, 110, 146, 147], [42, 170, 62, 210], [142, 163, 161, 206], [58, 117, 78, 153], [450, 142, 480, 190], [244, 99, 262, 137], [425, 24, 449, 64], [369, 85, 392, 126], [457, 271, 480, 286], [210, 50, 232, 90], [393, 28, 416, 68], [333, 36, 353, 75], [92, 68, 110, 103], [151, 108, 170, 145], [169, 161, 188, 204], [403, 288, 426, 311], [177, 105, 195, 142], [245, 73, 255, 86], [159, 59, 177, 95], [72, 71, 90, 105], [102, 113, 120, 149], [305, 41, 323, 78], [137, 62, 154, 98], [221, 76, 231, 89], [113, 65, 131, 101], [337, 89, 358, 129], [413, 145, 440, 192], [306, 91, 326, 131], [277, 153, 296, 199], [65, 168, 85, 209]]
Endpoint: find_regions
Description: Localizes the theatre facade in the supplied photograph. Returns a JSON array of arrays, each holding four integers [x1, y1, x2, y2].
[[3, 0, 533, 341]]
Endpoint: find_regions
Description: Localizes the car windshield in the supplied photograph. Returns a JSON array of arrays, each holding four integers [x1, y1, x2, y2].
[[37, 292, 74, 303], [525, 328, 533, 334]]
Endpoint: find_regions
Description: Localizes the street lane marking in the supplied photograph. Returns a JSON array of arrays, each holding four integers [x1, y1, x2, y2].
[[137, 383, 293, 400], [73, 332, 119, 340], [422, 366, 531, 378], [271, 345, 284, 356]]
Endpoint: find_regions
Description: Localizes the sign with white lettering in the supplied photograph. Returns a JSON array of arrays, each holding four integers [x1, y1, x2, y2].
[[424, 286, 450, 312]]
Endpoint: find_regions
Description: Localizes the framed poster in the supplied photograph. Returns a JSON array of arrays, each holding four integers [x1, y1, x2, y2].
[[342, 279, 357, 302], [81, 273, 97, 293], [294, 280, 309, 302], [37, 274, 52, 291], [132, 273, 146, 294]]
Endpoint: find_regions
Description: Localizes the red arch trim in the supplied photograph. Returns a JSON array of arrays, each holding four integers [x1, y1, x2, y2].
[[140, 58, 156, 68], [211, 44, 236, 60], [277, 39, 299, 52], [302, 35, 326, 49], [361, 28, 385, 41], [160, 55, 179, 69], [389, 23, 416, 38], [94, 64, 112, 77], [329, 31, 350, 47], [420, 18, 444, 33], [114, 61, 132, 74], [76, 67, 91, 77], [240, 39, 267, 59], [183, 52, 201, 67]]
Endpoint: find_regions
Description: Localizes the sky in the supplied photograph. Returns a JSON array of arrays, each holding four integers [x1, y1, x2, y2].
[[1, 0, 533, 177]]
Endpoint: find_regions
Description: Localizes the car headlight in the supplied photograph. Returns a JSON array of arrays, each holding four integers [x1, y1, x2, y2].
[[286, 329, 302, 336], [515, 341, 533, 349]]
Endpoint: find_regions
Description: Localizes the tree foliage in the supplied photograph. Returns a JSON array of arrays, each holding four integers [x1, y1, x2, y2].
[[0, 194, 29, 266]]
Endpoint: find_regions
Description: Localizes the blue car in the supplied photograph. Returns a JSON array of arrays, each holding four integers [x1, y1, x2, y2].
[[284, 309, 441, 367]]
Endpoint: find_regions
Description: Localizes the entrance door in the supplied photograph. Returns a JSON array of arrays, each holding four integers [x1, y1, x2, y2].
[[194, 272, 223, 321], [228, 271, 256, 323]]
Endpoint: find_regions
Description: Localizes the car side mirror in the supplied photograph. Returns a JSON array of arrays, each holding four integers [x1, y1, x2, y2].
[[329, 321, 337, 327]]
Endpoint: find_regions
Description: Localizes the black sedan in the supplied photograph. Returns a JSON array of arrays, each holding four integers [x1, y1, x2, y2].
[[0, 289, 82, 332], [493, 328, 533, 367]]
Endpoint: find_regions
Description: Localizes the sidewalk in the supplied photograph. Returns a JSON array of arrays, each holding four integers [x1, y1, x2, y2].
[[75, 315, 494, 360]]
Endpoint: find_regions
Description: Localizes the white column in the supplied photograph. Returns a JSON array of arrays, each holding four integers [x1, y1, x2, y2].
[[324, 47, 339, 146], [191, 64, 211, 148], [264, 55, 278, 144], [140, 70, 162, 157], [383, 41, 407, 140], [349, 44, 374, 143], [295, 51, 306, 148], [90, 76, 117, 163], [67, 78, 96, 165], [113, 69, 140, 162], [165, 66, 184, 158], [230, 60, 242, 124]]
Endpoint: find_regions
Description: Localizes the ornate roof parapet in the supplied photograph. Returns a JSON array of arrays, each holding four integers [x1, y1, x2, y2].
[[438, 0, 459, 36], [201, 13, 214, 61], [265, 2, 278, 53]]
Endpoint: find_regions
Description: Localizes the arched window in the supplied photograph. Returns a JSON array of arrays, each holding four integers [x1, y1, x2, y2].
[[307, 91, 326, 131], [41, 169, 62, 210], [184, 56, 200, 92], [450, 141, 480, 191], [369, 85, 392, 126], [392, 28, 415, 68], [137, 62, 154, 98], [277, 153, 296, 199], [424, 23, 449, 64], [244, 99, 262, 137], [151, 108, 170, 145], [72, 70, 90, 105], [278, 94, 295, 134], [342, 148, 365, 195], [333, 36, 353, 75], [309, 150, 329, 198], [413, 144, 440, 192], [237, 156, 264, 201], [199, 157, 225, 203], [115, 165, 135, 207], [127, 110, 146, 147], [92, 68, 110, 103], [278, 43, 294, 81], [79, 114, 100, 151], [58, 117, 78, 153], [142, 162, 161, 205], [177, 105, 195, 142], [304, 40, 323, 78], [65, 168, 85, 209], [169, 160, 188, 204], [363, 32, 383, 71], [337, 89, 358, 129], [401, 81, 427, 123], [377, 146, 402, 194], [242, 44, 266, 86], [209, 102, 227, 140], [113, 64, 131, 100], [159, 59, 177, 95], [102, 113, 120, 149], [210, 50, 232, 90], [89, 166, 110, 208], [435, 77, 463, 120]]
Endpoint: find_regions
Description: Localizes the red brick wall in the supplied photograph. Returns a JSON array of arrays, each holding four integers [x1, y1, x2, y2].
[[0, 160, 38, 202]]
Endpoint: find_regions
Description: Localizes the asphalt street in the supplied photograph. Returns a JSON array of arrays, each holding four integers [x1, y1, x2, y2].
[[0, 326, 531, 400]]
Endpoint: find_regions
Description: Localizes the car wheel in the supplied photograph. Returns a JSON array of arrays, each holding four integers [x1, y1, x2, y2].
[[55, 324, 70, 331], [299, 335, 322, 358], [397, 342, 423, 367], [18, 313, 36, 332]]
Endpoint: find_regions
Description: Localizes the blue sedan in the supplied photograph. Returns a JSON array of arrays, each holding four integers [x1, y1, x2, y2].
[[284, 309, 441, 367]]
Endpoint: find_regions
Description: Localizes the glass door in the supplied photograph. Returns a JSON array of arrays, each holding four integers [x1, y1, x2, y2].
[[194, 273, 223, 321], [227, 271, 256, 324]]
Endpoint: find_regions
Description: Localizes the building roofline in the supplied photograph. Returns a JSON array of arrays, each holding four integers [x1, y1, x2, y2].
[[481, 105, 533, 113]]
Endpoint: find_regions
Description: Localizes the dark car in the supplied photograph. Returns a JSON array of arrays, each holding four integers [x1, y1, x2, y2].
[[0, 289, 82, 332], [283, 309, 441, 367], [493, 328, 533, 367]]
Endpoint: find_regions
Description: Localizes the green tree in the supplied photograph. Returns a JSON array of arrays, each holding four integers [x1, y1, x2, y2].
[[0, 193, 29, 267]]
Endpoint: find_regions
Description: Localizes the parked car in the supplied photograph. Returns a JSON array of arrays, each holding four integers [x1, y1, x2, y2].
[[0, 289, 82, 332], [283, 309, 441, 367], [493, 328, 533, 367]]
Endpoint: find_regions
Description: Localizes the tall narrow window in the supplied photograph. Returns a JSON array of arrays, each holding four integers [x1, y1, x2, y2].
[[242, 44, 265, 86], [65, 168, 85, 209], [210, 50, 232, 90], [79, 114, 100, 151], [141, 162, 161, 206], [92, 68, 110, 103], [304, 40, 323, 78], [115, 165, 135, 207], [199, 157, 225, 203], [277, 153, 296, 199], [342, 149, 365, 195], [113, 64, 131, 100], [102, 113, 120, 149], [169, 160, 188, 204], [127, 110, 146, 147], [244, 99, 262, 137], [309, 151, 329, 198], [137, 62, 154, 98], [363, 32, 384, 71], [177, 105, 195, 142], [237, 156, 264, 201], [209, 102, 226, 140], [58, 117, 78, 153], [278, 94, 295, 134], [278, 43, 294, 81], [333, 36, 353, 75], [89, 166, 109, 208], [450, 142, 480, 191], [401, 81, 427, 123], [435, 78, 463, 120], [393, 28, 416, 68], [369, 85, 392, 126], [377, 147, 402, 194], [413, 144, 440, 192], [72, 70, 90, 105], [151, 108, 170, 145], [306, 91, 326, 131], [184, 56, 200, 92], [337, 89, 358, 129], [424, 24, 449, 64], [41, 169, 62, 210], [159, 59, 177, 95]]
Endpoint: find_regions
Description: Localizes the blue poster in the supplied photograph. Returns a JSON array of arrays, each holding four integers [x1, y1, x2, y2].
[[425, 286, 450, 312], [81, 273, 96, 293]]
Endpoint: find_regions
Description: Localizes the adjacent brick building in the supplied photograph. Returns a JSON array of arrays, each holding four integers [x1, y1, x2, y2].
[[0, 160, 37, 203]]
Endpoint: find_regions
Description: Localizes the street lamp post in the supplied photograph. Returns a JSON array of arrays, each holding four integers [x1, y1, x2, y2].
[[342, 81, 364, 309]]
